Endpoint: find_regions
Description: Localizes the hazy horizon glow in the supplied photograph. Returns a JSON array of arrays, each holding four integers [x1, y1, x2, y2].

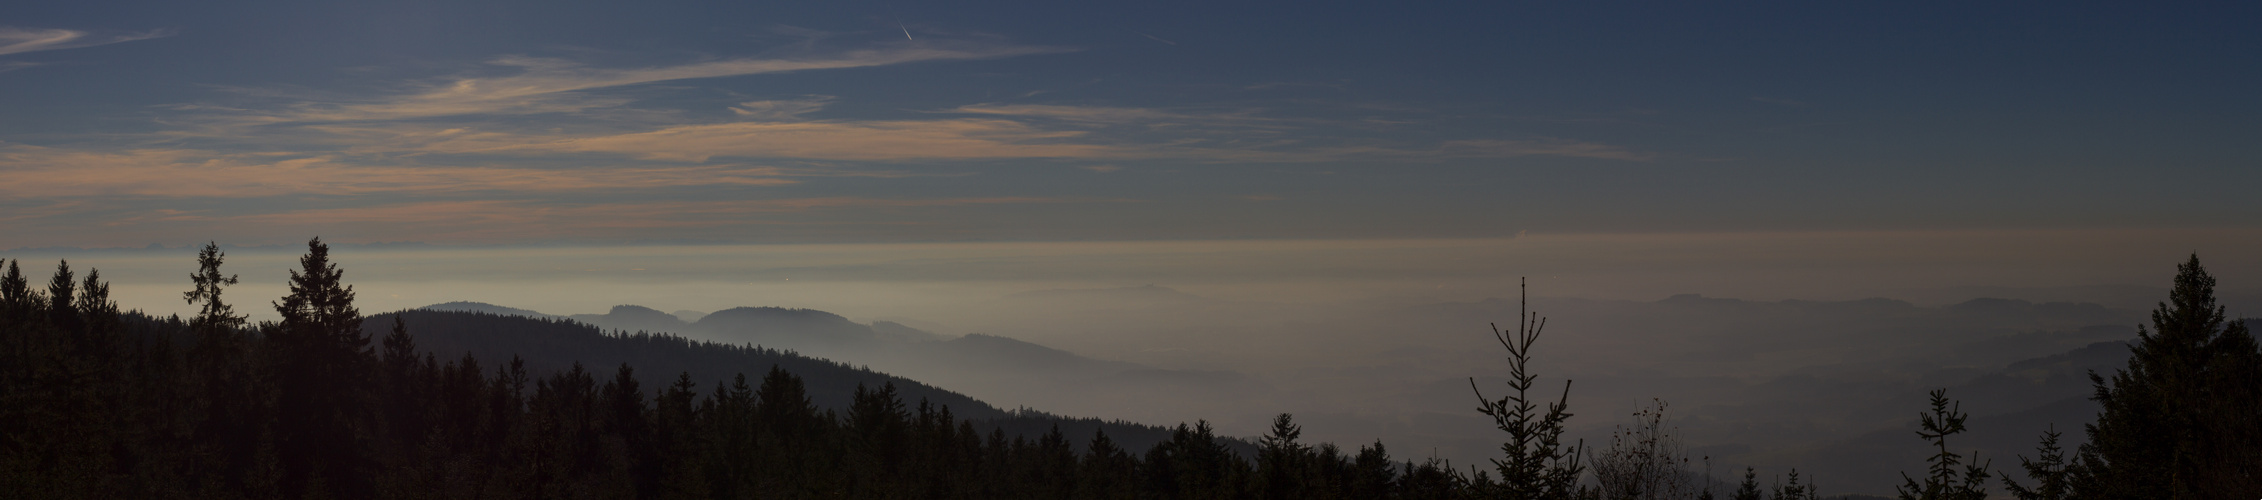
[[16, 228, 2259, 326], [6, 2, 2261, 494]]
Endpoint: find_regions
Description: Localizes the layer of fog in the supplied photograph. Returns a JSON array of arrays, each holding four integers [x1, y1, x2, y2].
[[10, 230, 2260, 494]]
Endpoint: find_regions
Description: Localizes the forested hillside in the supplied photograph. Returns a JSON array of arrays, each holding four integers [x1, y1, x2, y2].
[[366, 308, 1238, 457], [0, 241, 1482, 498], [3, 240, 2256, 499]]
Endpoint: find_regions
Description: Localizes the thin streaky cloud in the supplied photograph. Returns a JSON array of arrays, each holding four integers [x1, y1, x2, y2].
[[950, 103, 1186, 123], [258, 42, 1073, 123], [445, 119, 1122, 162], [358, 117, 1643, 164], [0, 145, 799, 198], [199, 197, 1109, 242], [946, 103, 1286, 130], [1132, 31, 1177, 46], [731, 95, 835, 121], [233, 197, 1090, 225], [0, 27, 173, 56]]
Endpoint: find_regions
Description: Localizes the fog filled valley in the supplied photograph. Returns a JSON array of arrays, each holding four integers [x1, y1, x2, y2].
[[5, 239, 2258, 497], [418, 287, 2168, 495]]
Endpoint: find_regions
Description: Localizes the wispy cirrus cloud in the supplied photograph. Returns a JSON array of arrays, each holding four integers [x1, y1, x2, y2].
[[252, 108, 1647, 164], [255, 42, 1071, 123], [948, 103, 1193, 124], [230, 197, 1083, 225], [0, 27, 172, 56], [142, 43, 1645, 170], [0, 144, 797, 198], [730, 95, 835, 120], [442, 119, 1123, 162], [142, 197, 1107, 243]]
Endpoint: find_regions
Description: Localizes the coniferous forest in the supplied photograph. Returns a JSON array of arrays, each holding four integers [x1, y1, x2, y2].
[[1, 239, 2257, 499]]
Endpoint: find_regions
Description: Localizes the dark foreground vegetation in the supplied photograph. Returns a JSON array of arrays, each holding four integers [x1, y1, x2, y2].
[[0, 239, 2255, 499], [0, 240, 1462, 499]]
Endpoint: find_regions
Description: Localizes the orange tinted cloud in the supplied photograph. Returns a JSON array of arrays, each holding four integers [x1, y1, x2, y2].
[[0, 145, 796, 198], [261, 43, 1068, 123], [212, 197, 1101, 242], [464, 119, 1125, 162]]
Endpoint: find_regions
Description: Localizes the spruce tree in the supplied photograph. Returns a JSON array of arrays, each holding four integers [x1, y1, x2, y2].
[[268, 237, 372, 499], [0, 259, 29, 314], [1351, 441, 1396, 499], [1258, 413, 1308, 500], [2073, 255, 2262, 498], [45, 260, 76, 332], [1772, 469, 1817, 500], [1896, 389, 1989, 500], [1472, 278, 1585, 499], [179, 243, 265, 495], [184, 243, 244, 336], [1732, 467, 1762, 500], [2002, 426, 2069, 500], [1079, 428, 1139, 500]]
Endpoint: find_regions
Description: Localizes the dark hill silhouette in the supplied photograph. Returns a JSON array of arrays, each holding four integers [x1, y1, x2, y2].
[[871, 320, 946, 342], [568, 304, 688, 334], [933, 333, 1116, 372], [376, 310, 966, 417], [411, 301, 1260, 439], [369, 309, 1216, 455], [1753, 338, 2137, 494], [421, 301, 560, 319], [693, 306, 878, 348]]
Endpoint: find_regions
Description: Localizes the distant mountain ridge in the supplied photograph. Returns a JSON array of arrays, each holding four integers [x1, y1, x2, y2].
[[422, 301, 561, 320], [374, 309, 1236, 456], [415, 301, 1254, 426]]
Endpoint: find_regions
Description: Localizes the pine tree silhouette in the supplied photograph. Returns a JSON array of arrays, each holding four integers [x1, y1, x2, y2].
[[268, 238, 373, 499], [2073, 254, 2262, 497], [1897, 389, 1989, 500], [1472, 278, 1584, 499], [2001, 425, 2069, 500]]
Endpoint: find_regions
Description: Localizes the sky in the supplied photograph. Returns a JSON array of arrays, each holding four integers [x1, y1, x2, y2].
[[2, 1, 2258, 249], [6, 3, 2262, 492]]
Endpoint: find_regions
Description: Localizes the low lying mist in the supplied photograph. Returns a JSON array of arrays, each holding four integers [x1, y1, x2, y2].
[[10, 230, 2259, 494]]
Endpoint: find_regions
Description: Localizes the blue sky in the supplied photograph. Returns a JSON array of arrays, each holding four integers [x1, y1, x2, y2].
[[2, 1, 2258, 247]]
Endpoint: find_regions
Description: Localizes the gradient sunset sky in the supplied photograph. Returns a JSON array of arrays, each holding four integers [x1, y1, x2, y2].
[[3, 1, 2258, 250]]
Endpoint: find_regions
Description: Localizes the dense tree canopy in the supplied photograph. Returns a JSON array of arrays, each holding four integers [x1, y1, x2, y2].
[[0, 243, 1492, 499], [1, 244, 2252, 499], [2069, 255, 2262, 498]]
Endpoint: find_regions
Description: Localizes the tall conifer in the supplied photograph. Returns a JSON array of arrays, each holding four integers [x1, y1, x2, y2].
[[2073, 255, 2262, 497], [269, 237, 372, 499], [1472, 279, 1584, 499]]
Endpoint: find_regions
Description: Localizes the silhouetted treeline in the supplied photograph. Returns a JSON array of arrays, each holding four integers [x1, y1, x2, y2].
[[8, 240, 2251, 499], [0, 240, 1488, 499], [1895, 255, 2262, 500], [372, 308, 1255, 465]]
